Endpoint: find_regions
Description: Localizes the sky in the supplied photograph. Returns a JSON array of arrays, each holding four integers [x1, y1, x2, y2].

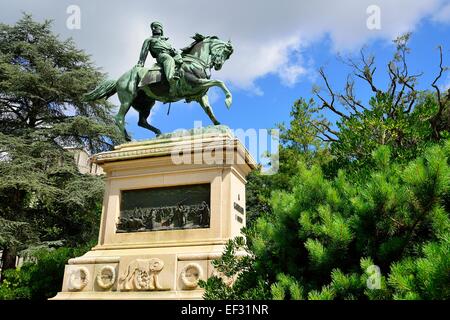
[[1, 0, 450, 161]]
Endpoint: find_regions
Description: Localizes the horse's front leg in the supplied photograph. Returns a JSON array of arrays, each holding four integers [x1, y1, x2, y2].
[[198, 94, 220, 125], [195, 79, 232, 109], [214, 79, 232, 109]]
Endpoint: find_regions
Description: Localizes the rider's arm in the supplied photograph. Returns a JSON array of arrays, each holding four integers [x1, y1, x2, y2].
[[168, 45, 183, 64], [137, 38, 151, 66]]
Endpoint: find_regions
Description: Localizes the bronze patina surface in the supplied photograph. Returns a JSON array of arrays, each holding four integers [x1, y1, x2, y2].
[[117, 184, 211, 232]]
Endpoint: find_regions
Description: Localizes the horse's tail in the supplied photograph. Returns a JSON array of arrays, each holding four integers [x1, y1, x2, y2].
[[83, 79, 117, 101]]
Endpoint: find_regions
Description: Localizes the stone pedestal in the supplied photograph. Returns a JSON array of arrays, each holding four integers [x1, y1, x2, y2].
[[52, 126, 256, 299]]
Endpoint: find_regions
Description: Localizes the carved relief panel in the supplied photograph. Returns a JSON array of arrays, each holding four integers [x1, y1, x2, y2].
[[118, 255, 175, 291]]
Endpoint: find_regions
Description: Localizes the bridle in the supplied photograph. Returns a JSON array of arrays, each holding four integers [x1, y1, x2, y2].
[[182, 53, 211, 70]]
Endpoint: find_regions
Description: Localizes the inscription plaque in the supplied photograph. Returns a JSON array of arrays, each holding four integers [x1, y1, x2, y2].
[[233, 202, 244, 215], [117, 184, 210, 233]]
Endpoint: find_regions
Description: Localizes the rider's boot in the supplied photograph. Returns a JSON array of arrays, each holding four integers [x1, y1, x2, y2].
[[168, 78, 178, 97]]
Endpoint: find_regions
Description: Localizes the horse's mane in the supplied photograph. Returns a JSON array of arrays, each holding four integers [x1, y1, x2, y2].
[[181, 33, 219, 54]]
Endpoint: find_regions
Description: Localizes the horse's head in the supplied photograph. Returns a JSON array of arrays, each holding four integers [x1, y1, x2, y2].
[[209, 38, 233, 71], [182, 34, 233, 71]]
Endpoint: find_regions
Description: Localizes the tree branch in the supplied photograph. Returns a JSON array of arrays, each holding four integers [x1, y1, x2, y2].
[[430, 46, 449, 140], [316, 68, 350, 120]]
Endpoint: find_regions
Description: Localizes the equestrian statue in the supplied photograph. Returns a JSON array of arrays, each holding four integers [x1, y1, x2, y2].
[[84, 21, 234, 141]]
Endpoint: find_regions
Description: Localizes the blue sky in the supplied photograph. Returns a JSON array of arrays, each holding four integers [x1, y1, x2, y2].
[[147, 15, 450, 145], [1, 1, 449, 161]]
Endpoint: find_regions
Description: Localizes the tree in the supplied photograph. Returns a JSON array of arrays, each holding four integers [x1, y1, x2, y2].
[[0, 243, 92, 300], [201, 34, 450, 300], [203, 141, 450, 301], [312, 34, 448, 170], [0, 14, 124, 281], [245, 98, 332, 227]]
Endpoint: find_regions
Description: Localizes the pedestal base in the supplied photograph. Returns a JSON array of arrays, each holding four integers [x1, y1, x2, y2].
[[52, 127, 255, 300], [52, 290, 204, 300], [51, 243, 233, 300]]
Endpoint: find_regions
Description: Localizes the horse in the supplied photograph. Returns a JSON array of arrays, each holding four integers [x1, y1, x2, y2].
[[83, 34, 234, 141]]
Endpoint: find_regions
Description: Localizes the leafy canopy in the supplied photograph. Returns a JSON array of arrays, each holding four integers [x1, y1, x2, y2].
[[0, 14, 124, 276]]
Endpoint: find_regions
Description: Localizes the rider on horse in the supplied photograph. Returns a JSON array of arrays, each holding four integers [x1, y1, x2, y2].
[[83, 25, 234, 140], [137, 21, 183, 97]]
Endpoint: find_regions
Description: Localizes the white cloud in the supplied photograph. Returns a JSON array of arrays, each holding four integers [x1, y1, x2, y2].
[[278, 64, 307, 87], [1, 0, 448, 95], [432, 2, 450, 23]]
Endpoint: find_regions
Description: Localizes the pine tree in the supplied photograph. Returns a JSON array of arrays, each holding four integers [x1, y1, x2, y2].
[[202, 142, 449, 300], [0, 14, 124, 281], [201, 34, 450, 300]]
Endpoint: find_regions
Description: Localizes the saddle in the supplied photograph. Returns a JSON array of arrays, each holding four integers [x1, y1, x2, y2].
[[138, 63, 163, 87], [138, 63, 182, 88]]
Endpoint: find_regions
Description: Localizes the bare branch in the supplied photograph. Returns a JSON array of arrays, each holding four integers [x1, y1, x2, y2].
[[316, 68, 350, 120], [340, 77, 368, 113], [318, 121, 339, 136], [430, 46, 449, 139], [404, 91, 417, 114], [388, 62, 398, 101], [431, 46, 447, 111], [337, 77, 359, 114], [310, 121, 338, 142], [387, 45, 422, 115], [317, 135, 337, 143]]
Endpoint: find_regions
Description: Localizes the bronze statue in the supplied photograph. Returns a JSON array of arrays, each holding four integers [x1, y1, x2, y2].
[[84, 22, 234, 141], [137, 21, 183, 97]]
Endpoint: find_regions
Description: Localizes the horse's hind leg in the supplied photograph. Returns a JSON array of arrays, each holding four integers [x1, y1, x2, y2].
[[116, 74, 137, 141], [198, 94, 220, 125], [137, 100, 162, 136], [115, 101, 132, 141], [115, 103, 132, 141]]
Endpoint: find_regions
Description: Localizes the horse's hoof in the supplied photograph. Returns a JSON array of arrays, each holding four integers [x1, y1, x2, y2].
[[124, 133, 132, 141], [225, 96, 232, 109]]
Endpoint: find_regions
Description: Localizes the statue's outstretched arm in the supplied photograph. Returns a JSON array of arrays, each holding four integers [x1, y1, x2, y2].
[[137, 39, 151, 66]]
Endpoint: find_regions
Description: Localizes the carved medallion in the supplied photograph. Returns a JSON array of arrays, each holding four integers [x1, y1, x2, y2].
[[68, 266, 90, 292], [96, 266, 116, 290], [180, 263, 203, 289], [119, 258, 165, 291]]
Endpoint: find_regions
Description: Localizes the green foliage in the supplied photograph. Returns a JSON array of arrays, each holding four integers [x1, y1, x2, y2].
[[307, 285, 335, 300], [205, 140, 449, 300], [199, 236, 272, 300], [245, 170, 273, 227], [332, 91, 440, 170], [245, 98, 332, 227], [0, 14, 124, 282], [270, 274, 304, 300], [388, 237, 450, 300], [0, 244, 91, 300], [0, 15, 121, 142], [202, 34, 450, 301]]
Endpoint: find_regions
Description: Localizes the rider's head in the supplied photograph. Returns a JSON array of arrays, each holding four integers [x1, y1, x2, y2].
[[151, 21, 163, 36]]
